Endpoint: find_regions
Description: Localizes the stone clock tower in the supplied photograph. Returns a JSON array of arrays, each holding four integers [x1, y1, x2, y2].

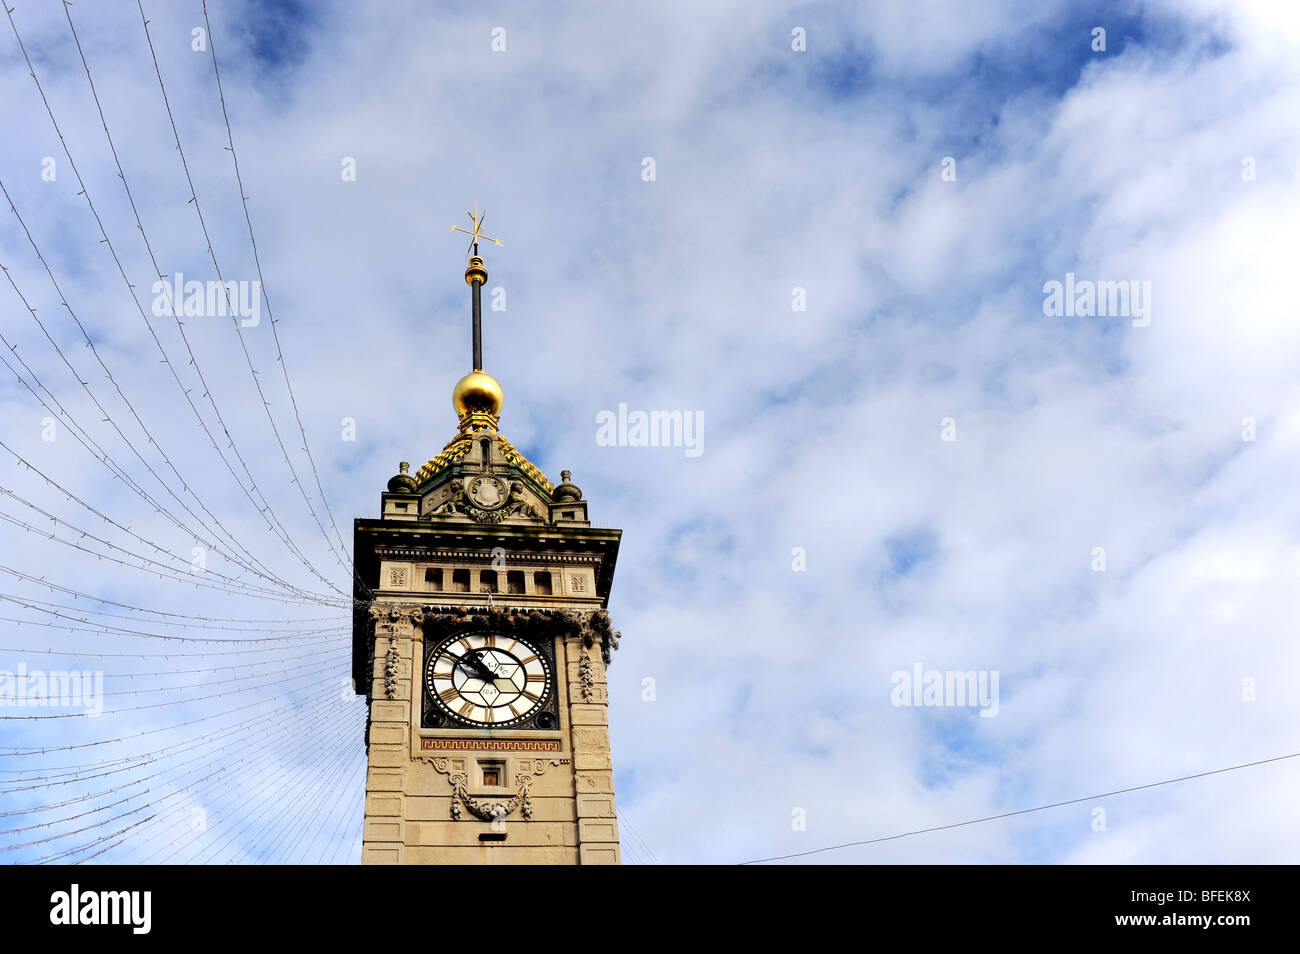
[[351, 211, 623, 864]]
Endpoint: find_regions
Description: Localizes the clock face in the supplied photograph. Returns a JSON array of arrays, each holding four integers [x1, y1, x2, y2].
[[425, 632, 552, 727]]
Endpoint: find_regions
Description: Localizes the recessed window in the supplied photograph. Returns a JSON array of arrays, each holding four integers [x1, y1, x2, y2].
[[424, 567, 442, 591], [533, 571, 552, 595], [480, 761, 505, 787], [507, 570, 524, 594], [451, 569, 470, 593], [480, 569, 498, 593]]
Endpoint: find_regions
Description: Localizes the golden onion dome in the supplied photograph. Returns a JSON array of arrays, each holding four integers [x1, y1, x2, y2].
[[452, 370, 504, 417]]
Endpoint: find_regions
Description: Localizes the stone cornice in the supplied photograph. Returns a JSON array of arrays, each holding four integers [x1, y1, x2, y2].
[[373, 547, 602, 566]]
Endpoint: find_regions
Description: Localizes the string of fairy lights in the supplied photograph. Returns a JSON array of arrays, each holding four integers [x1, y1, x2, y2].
[[0, 0, 364, 864], [10, 0, 1246, 871], [0, 0, 674, 870]]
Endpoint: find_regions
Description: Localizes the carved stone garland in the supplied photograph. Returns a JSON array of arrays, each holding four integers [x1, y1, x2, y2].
[[451, 771, 533, 822], [365, 602, 424, 707], [365, 598, 620, 666], [580, 609, 622, 667], [427, 757, 567, 822], [578, 649, 595, 702], [384, 635, 399, 700]]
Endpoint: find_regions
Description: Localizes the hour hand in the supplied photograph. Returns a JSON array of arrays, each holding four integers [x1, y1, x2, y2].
[[459, 651, 495, 680]]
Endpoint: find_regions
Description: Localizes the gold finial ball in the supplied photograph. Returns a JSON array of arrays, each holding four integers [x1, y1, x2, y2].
[[452, 371, 504, 417], [464, 256, 488, 286]]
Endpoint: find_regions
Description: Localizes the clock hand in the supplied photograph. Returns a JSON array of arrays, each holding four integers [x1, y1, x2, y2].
[[466, 654, 517, 694], [459, 650, 496, 681]]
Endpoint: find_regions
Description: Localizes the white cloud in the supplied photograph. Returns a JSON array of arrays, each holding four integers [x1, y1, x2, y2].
[[0, 0, 1296, 864]]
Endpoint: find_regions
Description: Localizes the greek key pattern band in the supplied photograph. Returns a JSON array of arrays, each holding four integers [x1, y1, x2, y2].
[[420, 738, 562, 752]]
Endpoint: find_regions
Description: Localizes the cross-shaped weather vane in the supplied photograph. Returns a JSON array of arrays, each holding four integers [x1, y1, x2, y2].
[[450, 203, 500, 372], [449, 203, 503, 257]]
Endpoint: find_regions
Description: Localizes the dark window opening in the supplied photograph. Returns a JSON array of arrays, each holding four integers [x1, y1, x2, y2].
[[507, 570, 525, 594], [425, 567, 443, 591], [451, 569, 470, 593], [533, 571, 552, 596]]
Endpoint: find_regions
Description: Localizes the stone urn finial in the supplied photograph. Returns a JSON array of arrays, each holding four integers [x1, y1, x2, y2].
[[553, 470, 582, 502], [387, 460, 418, 493]]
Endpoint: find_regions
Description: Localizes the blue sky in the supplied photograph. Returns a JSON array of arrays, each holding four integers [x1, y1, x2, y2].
[[1, 0, 1298, 864]]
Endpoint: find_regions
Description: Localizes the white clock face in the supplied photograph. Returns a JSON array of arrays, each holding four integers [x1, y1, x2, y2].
[[425, 633, 551, 727]]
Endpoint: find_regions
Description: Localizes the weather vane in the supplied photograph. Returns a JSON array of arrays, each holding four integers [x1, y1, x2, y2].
[[450, 203, 502, 372], [449, 203, 503, 258]]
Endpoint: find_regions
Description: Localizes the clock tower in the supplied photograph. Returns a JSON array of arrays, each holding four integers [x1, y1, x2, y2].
[[351, 211, 623, 864]]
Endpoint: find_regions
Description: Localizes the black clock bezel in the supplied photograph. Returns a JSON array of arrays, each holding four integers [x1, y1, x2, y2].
[[422, 629, 558, 730]]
